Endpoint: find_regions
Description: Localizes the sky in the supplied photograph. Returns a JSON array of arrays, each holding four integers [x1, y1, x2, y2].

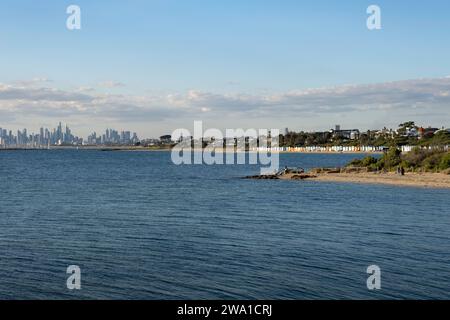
[[0, 0, 450, 138]]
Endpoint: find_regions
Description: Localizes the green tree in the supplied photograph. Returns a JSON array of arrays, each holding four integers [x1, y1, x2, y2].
[[378, 147, 402, 170], [439, 152, 450, 170], [398, 121, 417, 135]]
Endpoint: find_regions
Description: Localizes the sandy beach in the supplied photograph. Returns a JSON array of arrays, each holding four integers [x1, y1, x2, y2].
[[312, 172, 450, 189], [262, 170, 450, 189]]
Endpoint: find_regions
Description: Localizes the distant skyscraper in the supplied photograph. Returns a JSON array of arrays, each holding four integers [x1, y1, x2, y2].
[[0, 122, 140, 147]]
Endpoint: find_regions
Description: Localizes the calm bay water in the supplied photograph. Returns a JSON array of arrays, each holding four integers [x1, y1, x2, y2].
[[0, 150, 449, 299]]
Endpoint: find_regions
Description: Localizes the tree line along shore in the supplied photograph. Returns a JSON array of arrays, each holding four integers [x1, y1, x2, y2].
[[347, 147, 450, 174]]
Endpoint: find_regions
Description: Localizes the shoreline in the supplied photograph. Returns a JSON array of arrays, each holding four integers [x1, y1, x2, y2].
[[0, 146, 172, 151], [271, 171, 450, 189], [0, 146, 382, 154], [312, 172, 450, 189]]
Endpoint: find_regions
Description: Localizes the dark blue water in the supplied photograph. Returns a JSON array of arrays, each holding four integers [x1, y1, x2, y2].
[[0, 150, 449, 299]]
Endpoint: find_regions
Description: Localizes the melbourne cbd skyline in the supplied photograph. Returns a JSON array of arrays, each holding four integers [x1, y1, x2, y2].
[[1, 0, 450, 137]]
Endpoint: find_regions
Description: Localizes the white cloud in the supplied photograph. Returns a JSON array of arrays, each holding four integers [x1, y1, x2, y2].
[[0, 77, 449, 136], [98, 81, 126, 88], [13, 77, 52, 87]]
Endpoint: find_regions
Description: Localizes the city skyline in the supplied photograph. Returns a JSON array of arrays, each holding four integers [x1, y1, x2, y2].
[[0, 122, 140, 147], [1, 120, 448, 148]]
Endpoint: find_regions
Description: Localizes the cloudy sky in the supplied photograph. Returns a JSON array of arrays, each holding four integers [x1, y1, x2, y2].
[[1, 0, 450, 137]]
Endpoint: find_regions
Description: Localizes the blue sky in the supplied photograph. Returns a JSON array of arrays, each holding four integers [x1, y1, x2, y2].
[[0, 0, 450, 136]]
